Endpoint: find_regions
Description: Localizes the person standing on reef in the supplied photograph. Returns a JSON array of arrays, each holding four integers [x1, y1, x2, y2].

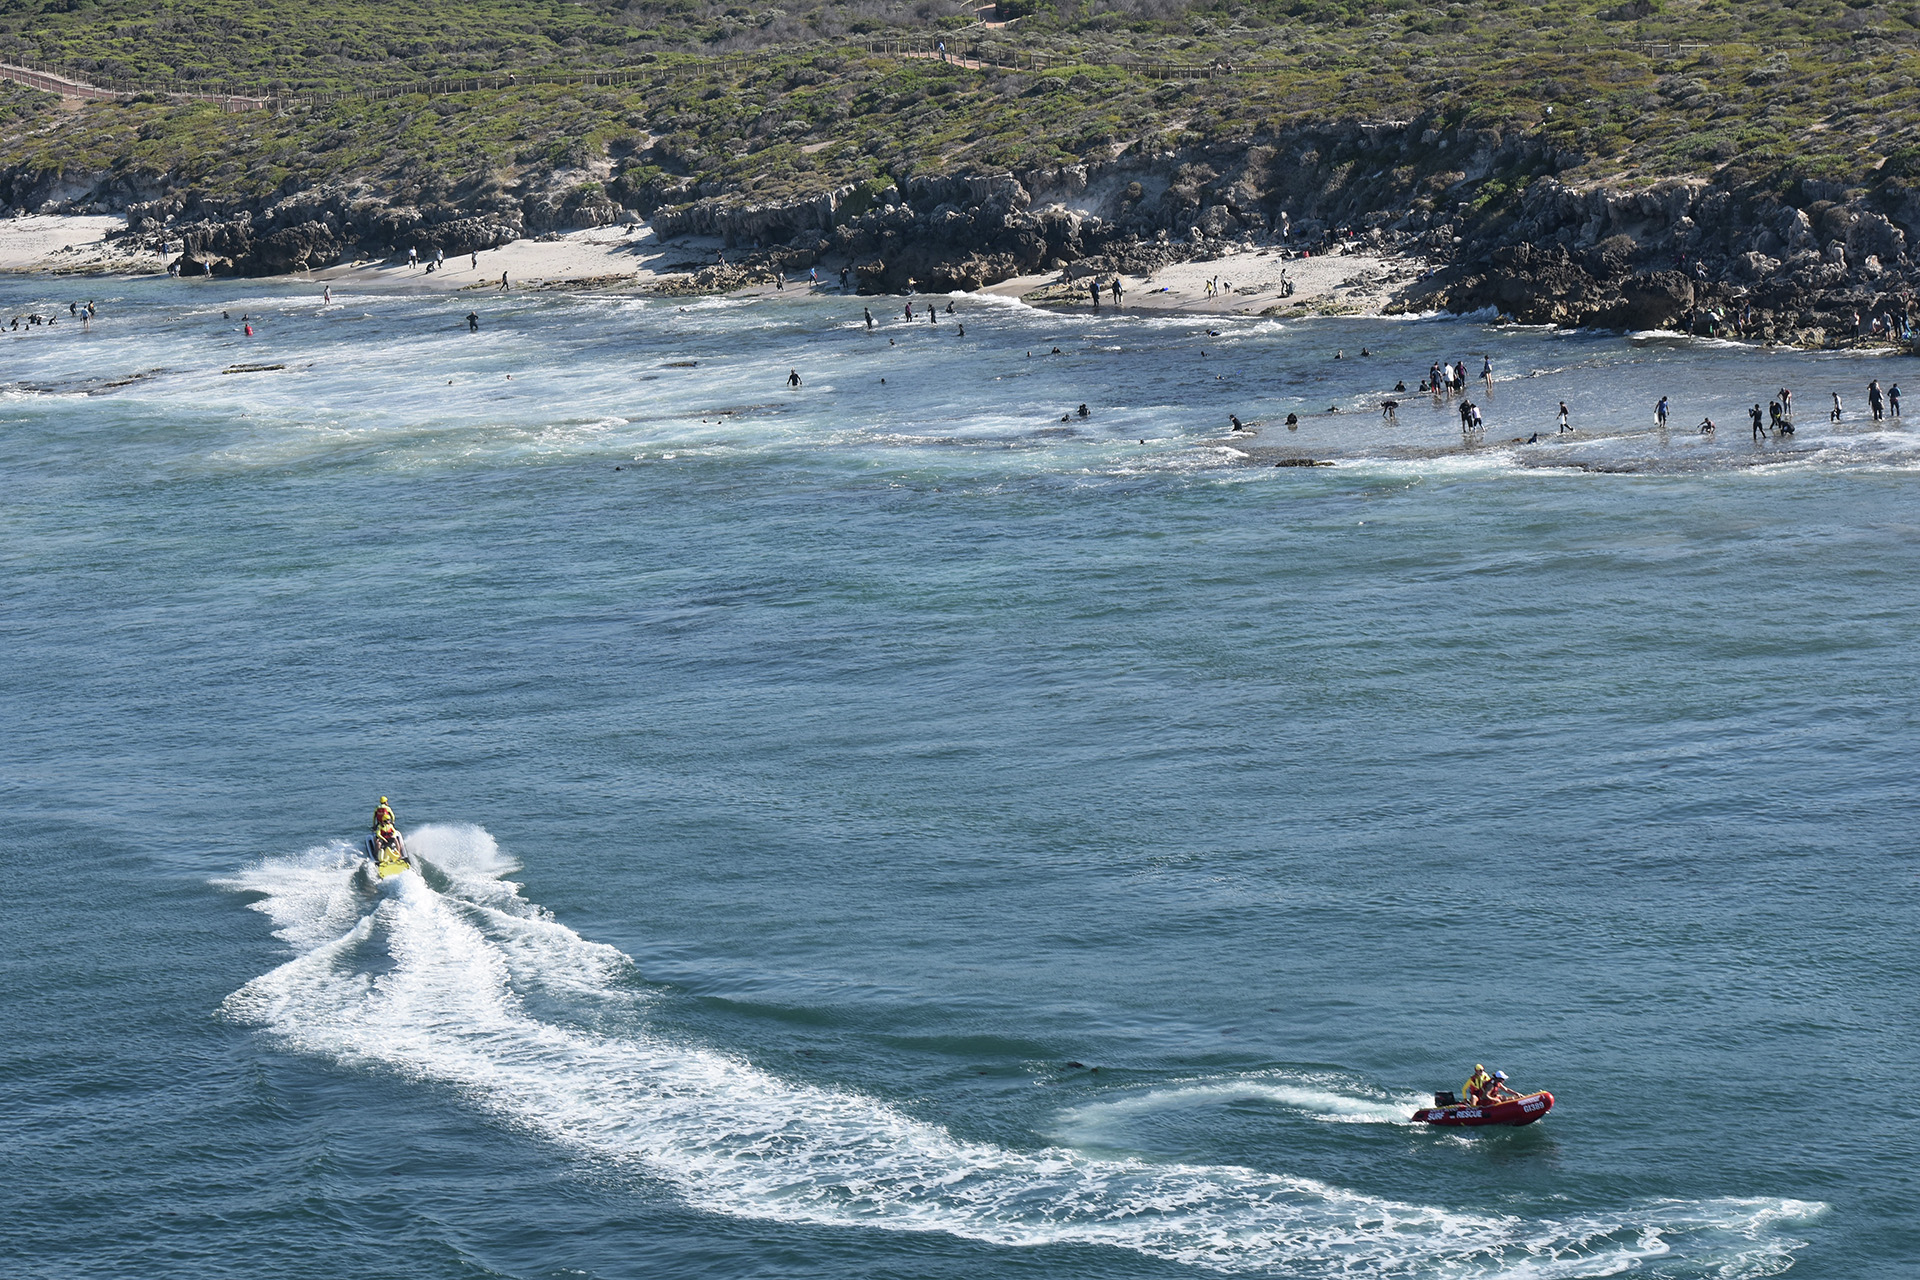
[[1656, 396, 1670, 429], [864, 307, 874, 330], [1780, 387, 1793, 417], [1111, 278, 1122, 305], [1890, 383, 1902, 417], [500, 271, 510, 291], [322, 285, 331, 304], [1831, 391, 1843, 422], [467, 312, 479, 332], [1750, 404, 1767, 440], [1557, 401, 1570, 433], [1868, 379, 1884, 423]]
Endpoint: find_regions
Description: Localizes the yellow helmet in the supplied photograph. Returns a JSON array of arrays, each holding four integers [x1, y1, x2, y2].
[[379, 797, 388, 804]]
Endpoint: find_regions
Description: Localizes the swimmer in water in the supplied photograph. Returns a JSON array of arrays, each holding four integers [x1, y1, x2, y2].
[[1230, 414, 1248, 431], [1699, 417, 1716, 434], [787, 369, 801, 388], [1286, 413, 1299, 429]]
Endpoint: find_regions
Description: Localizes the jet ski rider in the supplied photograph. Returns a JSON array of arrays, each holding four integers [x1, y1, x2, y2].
[[371, 797, 400, 856]]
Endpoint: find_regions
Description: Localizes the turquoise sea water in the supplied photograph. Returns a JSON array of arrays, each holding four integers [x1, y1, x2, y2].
[[4, 280, 1916, 1279]]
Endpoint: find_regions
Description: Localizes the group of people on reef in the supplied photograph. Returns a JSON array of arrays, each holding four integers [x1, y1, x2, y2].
[[7, 299, 94, 331], [1461, 1064, 1519, 1107], [1420, 358, 1491, 395]]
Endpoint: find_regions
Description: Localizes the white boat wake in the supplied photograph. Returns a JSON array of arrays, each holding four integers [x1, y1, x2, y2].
[[219, 823, 1821, 1277]]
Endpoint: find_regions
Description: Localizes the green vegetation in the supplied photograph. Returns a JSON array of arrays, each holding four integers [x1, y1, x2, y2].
[[1, 1, 1919, 213]]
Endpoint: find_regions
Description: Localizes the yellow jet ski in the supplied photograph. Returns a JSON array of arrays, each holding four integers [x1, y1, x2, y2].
[[367, 828, 411, 878], [366, 798, 412, 878]]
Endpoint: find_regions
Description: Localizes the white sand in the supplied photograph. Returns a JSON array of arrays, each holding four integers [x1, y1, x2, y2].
[[0, 213, 1427, 318], [304, 225, 730, 293], [986, 244, 1427, 317], [0, 213, 166, 274]]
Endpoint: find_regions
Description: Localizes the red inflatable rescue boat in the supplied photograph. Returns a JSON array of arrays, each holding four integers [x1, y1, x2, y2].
[[1413, 1090, 1554, 1127]]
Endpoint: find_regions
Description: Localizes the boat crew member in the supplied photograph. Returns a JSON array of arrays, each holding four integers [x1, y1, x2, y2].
[[1462, 1064, 1492, 1104], [1480, 1070, 1515, 1104]]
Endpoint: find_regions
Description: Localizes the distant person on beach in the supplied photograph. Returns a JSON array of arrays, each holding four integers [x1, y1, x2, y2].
[[864, 307, 874, 329], [500, 272, 510, 291], [1558, 401, 1570, 433], [840, 266, 851, 290], [1481, 355, 1492, 382], [467, 312, 479, 332], [471, 251, 479, 270], [903, 301, 913, 321], [1831, 392, 1843, 422], [1089, 279, 1101, 307], [435, 248, 444, 270], [1111, 279, 1122, 304], [787, 369, 801, 389], [1656, 396, 1670, 428], [408, 246, 418, 269], [322, 285, 331, 303]]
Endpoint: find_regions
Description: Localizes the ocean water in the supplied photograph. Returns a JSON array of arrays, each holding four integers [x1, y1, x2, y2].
[[3, 279, 1916, 1280]]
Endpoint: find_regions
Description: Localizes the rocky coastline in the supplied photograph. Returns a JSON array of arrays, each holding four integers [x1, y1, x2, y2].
[[5, 114, 1918, 350]]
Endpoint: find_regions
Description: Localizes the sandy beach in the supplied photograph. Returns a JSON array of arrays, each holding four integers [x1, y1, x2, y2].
[[0, 213, 1428, 317], [984, 244, 1427, 317]]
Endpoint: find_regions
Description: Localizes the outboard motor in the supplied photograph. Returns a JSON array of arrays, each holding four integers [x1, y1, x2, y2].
[[1433, 1091, 1459, 1107]]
